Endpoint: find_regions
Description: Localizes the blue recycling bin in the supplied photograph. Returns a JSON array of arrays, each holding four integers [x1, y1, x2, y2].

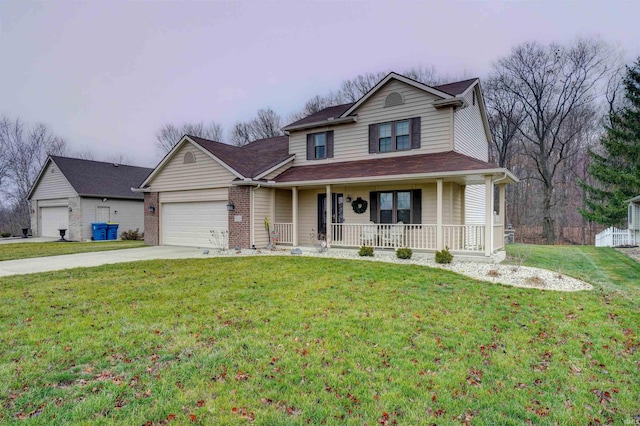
[[106, 223, 119, 240], [91, 222, 107, 241]]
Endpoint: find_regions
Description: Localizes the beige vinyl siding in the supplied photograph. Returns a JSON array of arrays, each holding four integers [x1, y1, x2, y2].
[[30, 162, 76, 200], [453, 86, 489, 162], [148, 143, 236, 192], [451, 184, 463, 223], [263, 162, 293, 180], [159, 188, 228, 203], [297, 188, 323, 244], [464, 184, 486, 224], [252, 187, 273, 248], [289, 80, 452, 166], [275, 189, 292, 223], [295, 183, 461, 244], [80, 198, 144, 241]]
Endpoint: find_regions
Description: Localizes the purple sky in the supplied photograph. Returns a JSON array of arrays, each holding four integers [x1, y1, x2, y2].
[[1, 1, 639, 167]]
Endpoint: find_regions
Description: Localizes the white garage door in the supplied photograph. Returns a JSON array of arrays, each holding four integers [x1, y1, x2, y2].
[[41, 206, 69, 237], [162, 201, 228, 248]]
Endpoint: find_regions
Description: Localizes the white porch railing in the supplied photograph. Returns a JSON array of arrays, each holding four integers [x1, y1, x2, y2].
[[273, 223, 293, 244], [443, 225, 485, 252], [327, 223, 486, 252], [595, 227, 632, 247]]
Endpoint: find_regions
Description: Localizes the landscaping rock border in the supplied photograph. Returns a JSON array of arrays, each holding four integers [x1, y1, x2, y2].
[[206, 247, 593, 292]]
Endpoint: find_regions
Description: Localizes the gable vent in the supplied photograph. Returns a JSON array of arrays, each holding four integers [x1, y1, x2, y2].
[[384, 92, 404, 107]]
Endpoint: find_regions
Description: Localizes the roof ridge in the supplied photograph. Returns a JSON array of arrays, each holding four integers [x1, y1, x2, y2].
[[50, 155, 152, 170]]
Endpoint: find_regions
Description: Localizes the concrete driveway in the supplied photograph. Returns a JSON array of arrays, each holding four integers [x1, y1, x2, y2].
[[0, 237, 58, 244], [0, 246, 208, 277]]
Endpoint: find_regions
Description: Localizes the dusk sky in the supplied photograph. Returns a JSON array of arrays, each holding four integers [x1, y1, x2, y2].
[[1, 0, 639, 167]]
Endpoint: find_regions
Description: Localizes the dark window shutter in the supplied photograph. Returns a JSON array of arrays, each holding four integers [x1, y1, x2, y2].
[[369, 124, 378, 153], [326, 131, 334, 158], [410, 117, 421, 149], [412, 189, 422, 224], [306, 134, 313, 160], [369, 191, 378, 223]]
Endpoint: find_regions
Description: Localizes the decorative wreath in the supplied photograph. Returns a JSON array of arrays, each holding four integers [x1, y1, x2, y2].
[[351, 197, 368, 214]]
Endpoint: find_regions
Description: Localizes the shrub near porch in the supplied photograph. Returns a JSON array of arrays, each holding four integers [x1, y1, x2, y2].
[[0, 252, 638, 424]]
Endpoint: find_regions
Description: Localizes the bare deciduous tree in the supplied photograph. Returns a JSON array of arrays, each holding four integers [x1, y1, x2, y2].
[[230, 108, 283, 147], [485, 77, 526, 168], [338, 71, 388, 102], [156, 121, 223, 155], [490, 38, 616, 244], [229, 122, 253, 147], [0, 117, 67, 232], [251, 108, 283, 140]]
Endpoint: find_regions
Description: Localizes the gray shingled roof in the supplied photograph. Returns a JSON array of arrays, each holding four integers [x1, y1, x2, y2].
[[284, 103, 354, 129], [189, 135, 292, 178], [49, 156, 153, 199], [273, 151, 498, 183], [433, 78, 478, 96]]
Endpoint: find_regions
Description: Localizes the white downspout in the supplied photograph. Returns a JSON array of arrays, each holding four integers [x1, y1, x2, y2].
[[250, 183, 261, 248]]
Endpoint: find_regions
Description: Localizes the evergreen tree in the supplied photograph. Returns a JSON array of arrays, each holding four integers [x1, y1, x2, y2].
[[581, 58, 640, 226]]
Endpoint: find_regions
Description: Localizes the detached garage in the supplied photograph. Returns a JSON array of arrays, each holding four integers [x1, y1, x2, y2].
[[28, 156, 153, 241]]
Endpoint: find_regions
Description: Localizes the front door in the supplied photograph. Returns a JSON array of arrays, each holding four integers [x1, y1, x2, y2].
[[317, 193, 343, 240]]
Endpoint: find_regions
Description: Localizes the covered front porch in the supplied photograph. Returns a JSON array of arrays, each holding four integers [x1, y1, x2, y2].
[[270, 173, 511, 257]]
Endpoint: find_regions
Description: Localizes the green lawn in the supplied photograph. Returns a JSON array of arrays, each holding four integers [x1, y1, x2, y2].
[[0, 241, 145, 261], [0, 246, 638, 425]]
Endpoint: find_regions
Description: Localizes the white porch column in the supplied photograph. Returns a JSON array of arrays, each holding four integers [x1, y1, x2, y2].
[[460, 185, 466, 224], [326, 184, 332, 247], [292, 186, 298, 246], [436, 179, 443, 250], [484, 175, 493, 256], [499, 183, 506, 228]]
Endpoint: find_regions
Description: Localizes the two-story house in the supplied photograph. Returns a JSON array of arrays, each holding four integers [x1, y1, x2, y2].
[[137, 72, 518, 258]]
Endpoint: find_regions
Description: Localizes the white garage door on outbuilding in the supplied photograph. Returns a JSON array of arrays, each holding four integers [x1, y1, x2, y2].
[[40, 206, 69, 237], [161, 201, 228, 248]]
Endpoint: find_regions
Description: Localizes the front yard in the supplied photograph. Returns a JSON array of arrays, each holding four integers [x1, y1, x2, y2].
[[0, 240, 145, 261], [0, 246, 638, 424]]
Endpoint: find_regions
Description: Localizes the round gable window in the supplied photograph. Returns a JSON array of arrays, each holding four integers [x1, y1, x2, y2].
[[384, 92, 404, 107], [183, 152, 196, 164]]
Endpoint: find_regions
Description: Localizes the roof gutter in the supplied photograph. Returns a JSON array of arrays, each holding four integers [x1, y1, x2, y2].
[[282, 116, 356, 132], [432, 97, 465, 109], [266, 168, 519, 187]]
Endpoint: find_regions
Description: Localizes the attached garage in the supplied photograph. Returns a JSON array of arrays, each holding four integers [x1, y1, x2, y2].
[[161, 201, 228, 248], [40, 206, 69, 237]]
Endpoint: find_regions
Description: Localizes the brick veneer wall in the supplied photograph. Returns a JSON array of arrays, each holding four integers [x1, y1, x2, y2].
[[144, 192, 159, 245], [228, 186, 251, 249]]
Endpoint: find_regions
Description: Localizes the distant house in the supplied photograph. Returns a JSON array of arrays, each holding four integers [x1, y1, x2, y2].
[[28, 156, 153, 240], [138, 72, 518, 258]]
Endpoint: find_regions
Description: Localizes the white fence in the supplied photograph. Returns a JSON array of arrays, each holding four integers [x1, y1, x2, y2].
[[595, 227, 633, 247]]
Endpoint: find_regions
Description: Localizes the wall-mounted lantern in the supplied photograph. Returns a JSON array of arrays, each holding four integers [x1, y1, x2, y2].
[[226, 201, 235, 211]]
